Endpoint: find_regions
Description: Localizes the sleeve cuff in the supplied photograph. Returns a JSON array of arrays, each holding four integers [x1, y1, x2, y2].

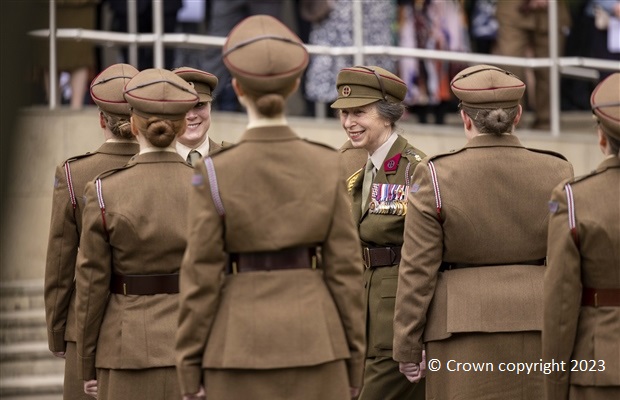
[[77, 355, 96, 381], [392, 345, 423, 364], [176, 364, 203, 396], [47, 330, 67, 353]]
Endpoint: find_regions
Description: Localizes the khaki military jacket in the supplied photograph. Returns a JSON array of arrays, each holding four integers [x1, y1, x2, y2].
[[44, 141, 138, 352], [543, 156, 620, 399], [176, 125, 366, 395], [393, 134, 573, 363], [348, 135, 425, 357], [75, 151, 193, 380]]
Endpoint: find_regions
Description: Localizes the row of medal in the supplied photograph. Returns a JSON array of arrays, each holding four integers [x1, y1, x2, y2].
[[368, 183, 409, 216]]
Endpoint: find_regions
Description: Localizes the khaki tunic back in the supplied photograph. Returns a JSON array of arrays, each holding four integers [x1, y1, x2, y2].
[[44, 141, 138, 400], [176, 126, 366, 396], [394, 134, 573, 399], [543, 156, 620, 400], [75, 151, 193, 381], [45, 141, 139, 350]]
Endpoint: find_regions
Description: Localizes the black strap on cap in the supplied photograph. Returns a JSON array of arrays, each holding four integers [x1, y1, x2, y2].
[[355, 66, 388, 101]]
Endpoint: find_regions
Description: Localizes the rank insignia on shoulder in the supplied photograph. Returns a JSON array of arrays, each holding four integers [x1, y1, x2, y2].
[[407, 151, 422, 162], [191, 173, 203, 186], [369, 183, 408, 216], [548, 201, 559, 213]]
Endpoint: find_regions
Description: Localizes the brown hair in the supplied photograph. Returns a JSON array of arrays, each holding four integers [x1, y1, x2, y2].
[[462, 105, 519, 136], [132, 115, 186, 148], [243, 80, 298, 117], [102, 113, 133, 140]]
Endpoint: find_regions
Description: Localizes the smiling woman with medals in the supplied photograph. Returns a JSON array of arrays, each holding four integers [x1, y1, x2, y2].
[[331, 66, 426, 400]]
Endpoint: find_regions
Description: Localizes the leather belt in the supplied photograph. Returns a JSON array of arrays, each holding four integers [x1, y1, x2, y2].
[[228, 247, 317, 274], [582, 287, 620, 307], [440, 258, 546, 272], [362, 246, 401, 269], [110, 273, 179, 295]]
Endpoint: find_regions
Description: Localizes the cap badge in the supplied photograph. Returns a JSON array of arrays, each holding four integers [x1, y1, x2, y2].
[[342, 85, 351, 97]]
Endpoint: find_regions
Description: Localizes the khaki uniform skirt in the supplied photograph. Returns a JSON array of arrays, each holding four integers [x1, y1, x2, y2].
[[97, 367, 179, 400], [426, 332, 542, 400], [205, 359, 350, 400], [64, 341, 92, 400]]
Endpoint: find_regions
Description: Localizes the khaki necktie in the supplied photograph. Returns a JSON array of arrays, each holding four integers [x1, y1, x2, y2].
[[362, 158, 375, 211], [187, 150, 201, 165]]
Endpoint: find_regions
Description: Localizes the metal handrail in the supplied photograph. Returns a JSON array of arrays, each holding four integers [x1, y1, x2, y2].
[[30, 28, 620, 71], [33, 1, 620, 136]]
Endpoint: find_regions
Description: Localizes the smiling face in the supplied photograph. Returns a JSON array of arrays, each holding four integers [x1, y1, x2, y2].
[[339, 103, 392, 155], [177, 101, 212, 147]]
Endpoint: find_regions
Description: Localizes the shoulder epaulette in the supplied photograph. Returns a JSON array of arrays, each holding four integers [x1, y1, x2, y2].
[[403, 148, 424, 164], [93, 163, 135, 181], [302, 138, 337, 152], [525, 147, 568, 161], [428, 147, 464, 161], [566, 168, 603, 186], [210, 141, 238, 157], [62, 152, 94, 165]]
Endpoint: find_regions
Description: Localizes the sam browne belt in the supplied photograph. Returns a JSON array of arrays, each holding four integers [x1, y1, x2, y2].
[[110, 272, 179, 295]]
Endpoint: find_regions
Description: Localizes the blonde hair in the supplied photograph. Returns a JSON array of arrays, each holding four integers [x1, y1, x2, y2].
[[102, 113, 133, 140]]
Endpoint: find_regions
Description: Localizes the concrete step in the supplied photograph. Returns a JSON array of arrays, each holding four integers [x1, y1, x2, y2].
[[0, 342, 64, 378], [0, 309, 47, 344], [0, 395, 62, 400], [0, 280, 45, 313], [0, 375, 63, 398]]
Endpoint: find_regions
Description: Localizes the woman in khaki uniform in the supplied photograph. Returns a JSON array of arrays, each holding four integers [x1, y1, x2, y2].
[[393, 65, 574, 399], [173, 67, 221, 164], [75, 69, 198, 399], [44, 63, 139, 400], [543, 73, 620, 400], [330, 66, 426, 400], [175, 15, 365, 400]]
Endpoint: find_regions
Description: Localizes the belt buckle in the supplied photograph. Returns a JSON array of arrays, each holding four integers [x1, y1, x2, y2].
[[594, 292, 598, 307], [363, 247, 372, 269], [232, 261, 238, 275]]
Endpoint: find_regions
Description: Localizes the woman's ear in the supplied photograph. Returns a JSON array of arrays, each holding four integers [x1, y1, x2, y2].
[[513, 104, 523, 127], [231, 78, 244, 97], [130, 116, 139, 137], [99, 112, 106, 129], [598, 127, 609, 155], [461, 110, 472, 131]]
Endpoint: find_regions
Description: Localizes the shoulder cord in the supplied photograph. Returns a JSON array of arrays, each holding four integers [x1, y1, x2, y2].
[[428, 161, 443, 223], [64, 162, 77, 215], [64, 162, 81, 243], [95, 179, 110, 241], [564, 183, 580, 249], [204, 157, 226, 218]]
